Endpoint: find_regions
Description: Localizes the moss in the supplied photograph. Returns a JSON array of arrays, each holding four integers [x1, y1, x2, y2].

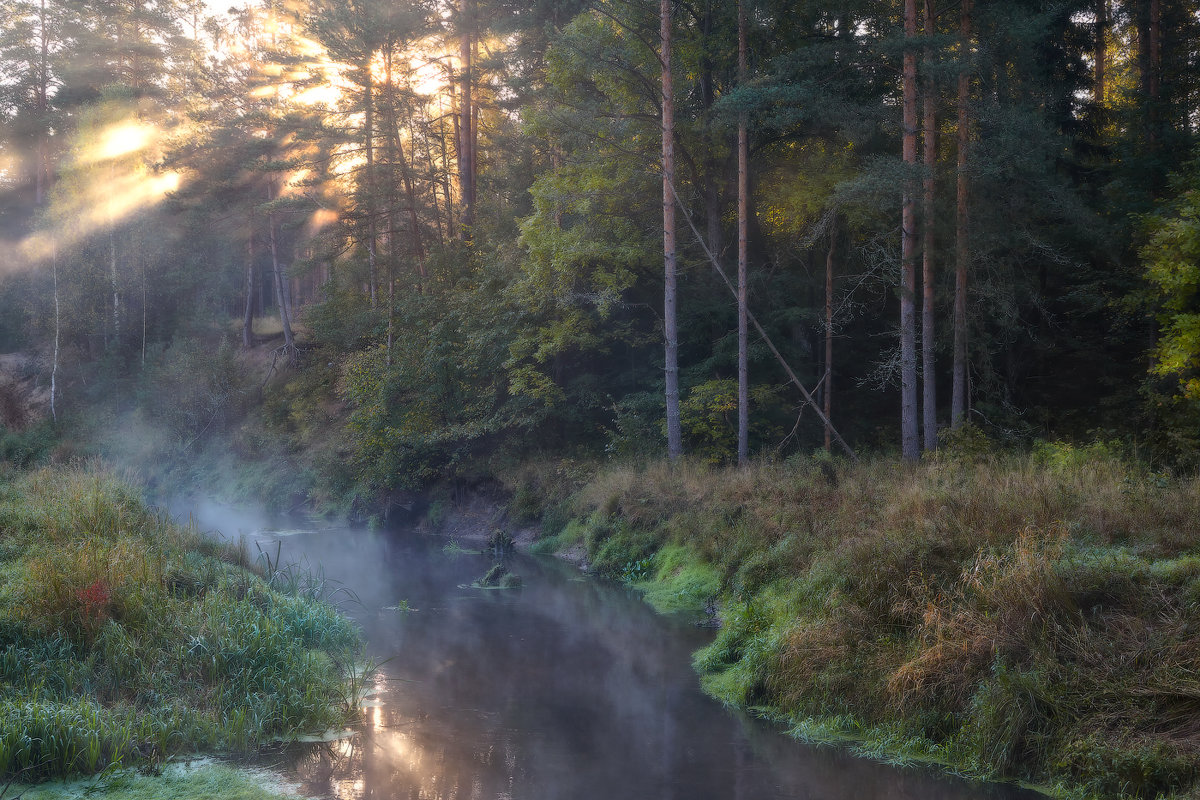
[[636, 545, 721, 614]]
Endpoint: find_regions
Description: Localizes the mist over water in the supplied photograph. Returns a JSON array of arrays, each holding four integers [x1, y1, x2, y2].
[[187, 507, 1039, 800]]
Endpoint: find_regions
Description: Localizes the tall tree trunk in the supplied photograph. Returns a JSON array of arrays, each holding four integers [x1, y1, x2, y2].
[[824, 215, 837, 453], [109, 162, 120, 344], [458, 0, 475, 234], [242, 234, 256, 349], [364, 65, 378, 307], [901, 0, 920, 461], [383, 43, 426, 278], [267, 183, 295, 353], [140, 249, 146, 367], [952, 0, 972, 428], [50, 247, 59, 422], [736, 0, 749, 466], [921, 0, 937, 452], [1095, 0, 1106, 109], [437, 92, 456, 235], [1149, 0, 1161, 100], [1149, 0, 1161, 148], [35, 0, 48, 205], [421, 106, 446, 246], [1137, 0, 1161, 150], [662, 0, 682, 461]]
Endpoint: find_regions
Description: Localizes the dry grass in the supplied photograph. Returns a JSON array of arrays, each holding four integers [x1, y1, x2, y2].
[[522, 443, 1200, 797]]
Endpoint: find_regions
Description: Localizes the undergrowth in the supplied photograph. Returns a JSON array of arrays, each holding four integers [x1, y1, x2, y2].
[[0, 464, 363, 784], [510, 441, 1200, 799]]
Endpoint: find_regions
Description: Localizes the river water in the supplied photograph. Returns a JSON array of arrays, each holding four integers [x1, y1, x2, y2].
[[207, 518, 1037, 800]]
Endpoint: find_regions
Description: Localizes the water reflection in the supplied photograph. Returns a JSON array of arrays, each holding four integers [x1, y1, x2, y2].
[[205, 518, 1034, 800]]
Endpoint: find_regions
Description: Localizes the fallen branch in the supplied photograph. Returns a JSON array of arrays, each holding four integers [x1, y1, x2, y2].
[[669, 180, 859, 463]]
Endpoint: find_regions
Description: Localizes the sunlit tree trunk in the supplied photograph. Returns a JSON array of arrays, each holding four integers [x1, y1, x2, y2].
[[736, 0, 749, 466], [952, 0, 972, 428], [662, 0, 682, 461], [1095, 0, 1107, 109], [35, 0, 49, 205], [420, 105, 446, 246], [921, 0, 937, 452], [109, 162, 120, 344], [364, 65, 378, 307], [901, 0, 920, 460], [267, 182, 295, 353], [242, 234, 255, 349], [50, 247, 59, 422], [383, 42, 426, 280], [457, 0, 475, 234]]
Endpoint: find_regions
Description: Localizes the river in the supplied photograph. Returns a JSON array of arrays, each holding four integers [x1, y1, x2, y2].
[[198, 514, 1038, 800]]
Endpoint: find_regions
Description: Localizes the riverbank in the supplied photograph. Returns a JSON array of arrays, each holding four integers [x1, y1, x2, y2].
[[0, 465, 363, 788], [502, 444, 1200, 799]]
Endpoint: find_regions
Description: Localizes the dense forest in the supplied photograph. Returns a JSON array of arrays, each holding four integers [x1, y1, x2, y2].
[[1, 0, 1199, 497]]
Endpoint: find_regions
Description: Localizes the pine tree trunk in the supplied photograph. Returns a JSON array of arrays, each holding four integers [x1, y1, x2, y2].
[[109, 167, 120, 344], [242, 234, 255, 349], [921, 0, 937, 452], [824, 215, 837, 453], [952, 0, 972, 428], [1095, 0, 1106, 108], [267, 183, 295, 353], [458, 0, 475, 233], [662, 0, 682, 461], [736, 0, 749, 466], [35, 0, 48, 205], [364, 65, 378, 307], [383, 45, 426, 278], [901, 0, 920, 460], [1149, 0, 1161, 147], [50, 247, 59, 422]]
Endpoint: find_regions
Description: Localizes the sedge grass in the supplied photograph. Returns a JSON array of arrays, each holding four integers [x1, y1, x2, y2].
[[512, 443, 1200, 799], [0, 465, 363, 784]]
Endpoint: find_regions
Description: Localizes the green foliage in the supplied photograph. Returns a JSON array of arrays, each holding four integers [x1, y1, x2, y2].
[[1143, 163, 1200, 400], [678, 380, 787, 464], [0, 420, 55, 469]]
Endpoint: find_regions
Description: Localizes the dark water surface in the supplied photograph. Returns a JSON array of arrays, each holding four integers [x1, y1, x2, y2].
[[207, 517, 1038, 800]]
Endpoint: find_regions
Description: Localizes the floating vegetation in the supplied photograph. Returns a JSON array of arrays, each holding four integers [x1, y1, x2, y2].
[[470, 563, 523, 590], [382, 600, 416, 613]]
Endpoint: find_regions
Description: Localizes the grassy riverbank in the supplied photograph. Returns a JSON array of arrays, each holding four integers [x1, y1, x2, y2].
[[0, 465, 362, 786], [510, 443, 1200, 799]]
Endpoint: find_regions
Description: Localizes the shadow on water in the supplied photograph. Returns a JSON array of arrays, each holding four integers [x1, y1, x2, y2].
[[192, 509, 1039, 800]]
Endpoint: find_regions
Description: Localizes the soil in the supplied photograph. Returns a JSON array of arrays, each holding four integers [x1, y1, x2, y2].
[[0, 352, 50, 429]]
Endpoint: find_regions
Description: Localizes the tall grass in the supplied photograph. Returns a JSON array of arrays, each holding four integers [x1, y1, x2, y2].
[[0, 465, 363, 783], [515, 443, 1200, 798]]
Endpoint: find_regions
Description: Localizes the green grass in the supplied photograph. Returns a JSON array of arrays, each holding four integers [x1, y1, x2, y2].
[[510, 442, 1200, 799], [0, 465, 363, 784], [9, 761, 306, 800]]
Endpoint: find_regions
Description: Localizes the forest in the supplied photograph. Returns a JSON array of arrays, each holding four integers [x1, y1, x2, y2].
[[0, 0, 1197, 491], [6, 0, 1200, 798]]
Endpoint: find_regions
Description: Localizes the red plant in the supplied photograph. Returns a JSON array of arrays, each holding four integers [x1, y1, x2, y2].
[[76, 579, 112, 622]]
